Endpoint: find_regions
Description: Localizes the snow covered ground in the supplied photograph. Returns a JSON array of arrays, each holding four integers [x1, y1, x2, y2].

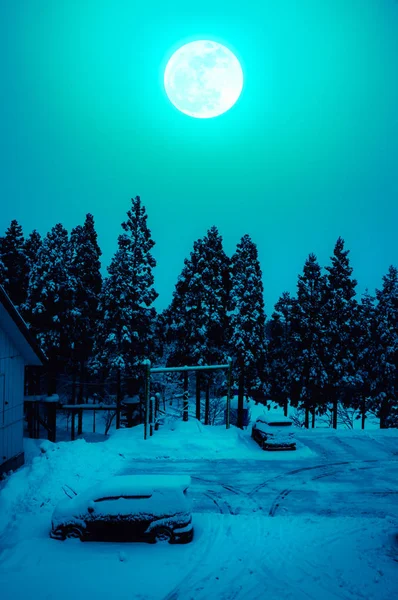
[[1, 411, 398, 599]]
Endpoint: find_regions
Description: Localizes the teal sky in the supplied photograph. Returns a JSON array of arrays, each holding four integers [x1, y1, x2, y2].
[[1, 1, 398, 313]]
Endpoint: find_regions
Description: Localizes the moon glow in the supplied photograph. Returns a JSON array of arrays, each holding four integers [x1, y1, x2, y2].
[[164, 40, 243, 119]]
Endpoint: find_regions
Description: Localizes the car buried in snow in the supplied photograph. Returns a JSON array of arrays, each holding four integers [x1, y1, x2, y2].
[[251, 415, 296, 451], [50, 475, 193, 544]]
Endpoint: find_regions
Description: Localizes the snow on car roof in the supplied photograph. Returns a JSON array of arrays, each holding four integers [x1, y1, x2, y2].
[[256, 414, 293, 425], [80, 475, 191, 500]]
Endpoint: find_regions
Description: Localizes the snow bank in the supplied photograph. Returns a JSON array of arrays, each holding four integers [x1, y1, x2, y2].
[[0, 438, 126, 539]]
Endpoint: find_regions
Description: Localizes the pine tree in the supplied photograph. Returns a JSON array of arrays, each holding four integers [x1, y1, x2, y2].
[[21, 230, 43, 321], [24, 230, 42, 270], [24, 223, 76, 393], [90, 197, 158, 388], [0, 220, 29, 308], [291, 254, 328, 427], [70, 214, 102, 402], [323, 237, 358, 428], [372, 266, 398, 428], [167, 226, 230, 367], [266, 291, 297, 416], [354, 290, 377, 428], [229, 234, 267, 399]]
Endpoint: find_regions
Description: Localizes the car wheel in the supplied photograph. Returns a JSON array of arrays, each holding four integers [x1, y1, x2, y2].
[[153, 527, 173, 544], [64, 526, 83, 540]]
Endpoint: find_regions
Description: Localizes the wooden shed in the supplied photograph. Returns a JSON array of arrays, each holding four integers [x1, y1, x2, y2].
[[0, 285, 46, 476]]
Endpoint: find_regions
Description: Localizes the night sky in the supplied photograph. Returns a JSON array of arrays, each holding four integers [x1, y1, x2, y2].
[[1, 1, 398, 313]]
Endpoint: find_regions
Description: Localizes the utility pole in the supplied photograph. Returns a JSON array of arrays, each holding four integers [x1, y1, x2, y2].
[[144, 360, 151, 439]]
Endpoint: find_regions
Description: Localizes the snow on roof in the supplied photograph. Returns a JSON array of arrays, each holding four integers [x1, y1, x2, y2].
[[80, 475, 191, 500]]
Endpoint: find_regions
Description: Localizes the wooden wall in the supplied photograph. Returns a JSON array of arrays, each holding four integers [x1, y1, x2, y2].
[[0, 325, 25, 470]]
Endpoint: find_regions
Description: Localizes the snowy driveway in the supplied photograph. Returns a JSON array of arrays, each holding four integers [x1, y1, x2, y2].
[[0, 425, 397, 599], [121, 430, 398, 520]]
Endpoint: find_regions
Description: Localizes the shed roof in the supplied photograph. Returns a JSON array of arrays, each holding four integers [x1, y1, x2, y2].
[[0, 285, 46, 366]]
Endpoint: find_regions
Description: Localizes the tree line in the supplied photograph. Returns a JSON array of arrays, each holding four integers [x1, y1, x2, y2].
[[0, 196, 397, 428]]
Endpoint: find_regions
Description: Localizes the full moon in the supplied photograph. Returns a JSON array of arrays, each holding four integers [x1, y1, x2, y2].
[[164, 40, 243, 119]]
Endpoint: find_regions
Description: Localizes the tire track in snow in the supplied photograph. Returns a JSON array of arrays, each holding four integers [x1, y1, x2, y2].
[[249, 461, 351, 497], [162, 514, 228, 600], [163, 515, 279, 600], [264, 461, 390, 518], [191, 476, 261, 516], [203, 491, 232, 515], [269, 489, 292, 517]]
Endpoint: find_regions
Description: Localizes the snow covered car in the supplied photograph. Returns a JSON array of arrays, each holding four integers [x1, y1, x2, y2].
[[50, 475, 193, 543], [251, 415, 296, 450]]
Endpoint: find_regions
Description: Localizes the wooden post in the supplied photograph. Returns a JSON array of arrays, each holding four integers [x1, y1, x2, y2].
[[204, 380, 210, 425], [226, 357, 232, 429], [183, 370, 189, 422], [144, 360, 151, 440], [195, 371, 201, 422], [116, 369, 122, 429]]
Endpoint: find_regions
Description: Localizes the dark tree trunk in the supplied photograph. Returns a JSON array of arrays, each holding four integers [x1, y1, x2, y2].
[[304, 406, 310, 429], [361, 398, 366, 430], [283, 399, 288, 417], [332, 397, 338, 429], [71, 371, 77, 405], [47, 359, 57, 396], [379, 398, 390, 429], [237, 366, 245, 429], [311, 408, 316, 428], [78, 360, 85, 404], [116, 369, 122, 429]]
